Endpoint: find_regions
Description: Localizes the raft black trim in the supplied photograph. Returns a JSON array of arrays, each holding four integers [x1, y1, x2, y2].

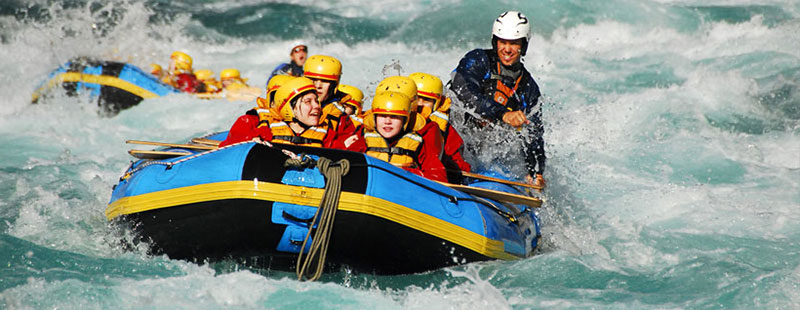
[[241, 144, 369, 194], [272, 135, 324, 145], [365, 146, 419, 158], [119, 198, 493, 275]]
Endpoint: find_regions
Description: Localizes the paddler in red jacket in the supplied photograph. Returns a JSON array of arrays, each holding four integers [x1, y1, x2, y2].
[[409, 72, 472, 183], [218, 77, 364, 151], [372, 76, 446, 177], [218, 74, 292, 146], [166, 51, 201, 93], [336, 84, 365, 129], [360, 91, 447, 182]]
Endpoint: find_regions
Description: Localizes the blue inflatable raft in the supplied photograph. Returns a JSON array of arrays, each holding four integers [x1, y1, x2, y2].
[[107, 133, 542, 275], [32, 58, 176, 115]]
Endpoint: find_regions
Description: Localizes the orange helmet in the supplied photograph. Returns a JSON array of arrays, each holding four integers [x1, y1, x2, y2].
[[371, 91, 413, 130], [303, 55, 342, 82], [337, 84, 364, 114], [375, 76, 418, 111], [408, 72, 443, 110], [220, 68, 242, 81], [266, 75, 294, 103], [273, 77, 317, 122], [150, 63, 162, 75], [194, 69, 214, 81], [170, 51, 193, 73]]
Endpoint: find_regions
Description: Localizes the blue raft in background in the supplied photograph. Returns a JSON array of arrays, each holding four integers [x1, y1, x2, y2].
[[32, 58, 177, 116]]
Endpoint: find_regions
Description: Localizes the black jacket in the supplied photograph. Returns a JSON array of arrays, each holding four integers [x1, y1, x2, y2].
[[449, 48, 546, 175]]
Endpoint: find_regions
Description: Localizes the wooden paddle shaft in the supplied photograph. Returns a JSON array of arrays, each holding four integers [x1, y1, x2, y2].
[[437, 181, 542, 208], [126, 140, 216, 150], [455, 170, 543, 190]]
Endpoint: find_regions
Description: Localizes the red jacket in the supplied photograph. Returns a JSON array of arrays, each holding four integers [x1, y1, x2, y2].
[[414, 122, 448, 182], [219, 109, 365, 151], [441, 126, 472, 172], [173, 73, 201, 93]]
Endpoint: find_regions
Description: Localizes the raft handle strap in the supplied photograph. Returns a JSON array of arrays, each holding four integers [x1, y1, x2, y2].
[[292, 156, 350, 282], [281, 211, 314, 224]]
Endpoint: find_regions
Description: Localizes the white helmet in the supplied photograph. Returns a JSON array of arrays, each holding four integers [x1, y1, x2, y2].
[[492, 11, 531, 55]]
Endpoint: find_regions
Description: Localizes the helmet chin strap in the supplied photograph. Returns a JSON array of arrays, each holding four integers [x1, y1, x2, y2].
[[291, 117, 312, 130]]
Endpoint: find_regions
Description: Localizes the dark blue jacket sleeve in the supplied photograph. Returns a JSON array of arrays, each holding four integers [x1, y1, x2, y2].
[[449, 49, 509, 121], [269, 63, 290, 79]]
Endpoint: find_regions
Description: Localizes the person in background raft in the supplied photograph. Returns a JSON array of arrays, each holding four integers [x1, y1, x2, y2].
[[270, 44, 307, 78], [448, 10, 546, 188], [409, 72, 472, 183], [219, 68, 261, 101], [194, 69, 221, 94], [166, 51, 201, 93], [359, 91, 447, 183], [150, 63, 165, 81], [219, 77, 364, 151]]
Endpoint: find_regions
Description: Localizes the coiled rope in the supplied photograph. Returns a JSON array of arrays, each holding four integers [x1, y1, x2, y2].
[[291, 157, 350, 281]]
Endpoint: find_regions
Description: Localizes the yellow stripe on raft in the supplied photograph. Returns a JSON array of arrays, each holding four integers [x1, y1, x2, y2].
[[31, 72, 159, 102], [106, 180, 521, 260]]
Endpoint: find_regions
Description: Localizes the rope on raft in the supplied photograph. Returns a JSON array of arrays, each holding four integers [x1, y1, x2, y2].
[[288, 156, 350, 282]]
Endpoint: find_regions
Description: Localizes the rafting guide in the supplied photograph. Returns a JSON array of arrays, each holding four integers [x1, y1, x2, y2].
[[449, 10, 546, 188]]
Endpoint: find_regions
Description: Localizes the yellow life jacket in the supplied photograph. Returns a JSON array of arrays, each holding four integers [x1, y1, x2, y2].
[[201, 80, 222, 93], [349, 114, 363, 128], [364, 130, 423, 168], [320, 93, 351, 129], [428, 97, 452, 132], [268, 121, 328, 147], [253, 97, 276, 129]]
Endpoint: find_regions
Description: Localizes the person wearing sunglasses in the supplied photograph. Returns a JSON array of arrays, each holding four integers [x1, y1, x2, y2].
[[269, 44, 308, 78]]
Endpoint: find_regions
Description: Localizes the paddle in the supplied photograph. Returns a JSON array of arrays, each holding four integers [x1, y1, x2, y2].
[[437, 181, 542, 208], [126, 140, 217, 150], [128, 149, 192, 159], [449, 169, 543, 190], [190, 138, 221, 147]]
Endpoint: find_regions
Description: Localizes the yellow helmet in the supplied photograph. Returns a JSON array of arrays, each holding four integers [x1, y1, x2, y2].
[[150, 63, 162, 75], [194, 69, 214, 81], [375, 76, 418, 111], [337, 84, 364, 114], [371, 91, 413, 129], [266, 75, 294, 103], [303, 55, 342, 82], [273, 77, 317, 122], [220, 68, 242, 81], [170, 51, 193, 72], [408, 72, 443, 110]]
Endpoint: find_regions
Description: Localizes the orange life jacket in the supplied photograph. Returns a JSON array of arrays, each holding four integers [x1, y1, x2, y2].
[[364, 130, 423, 168], [268, 121, 328, 147]]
